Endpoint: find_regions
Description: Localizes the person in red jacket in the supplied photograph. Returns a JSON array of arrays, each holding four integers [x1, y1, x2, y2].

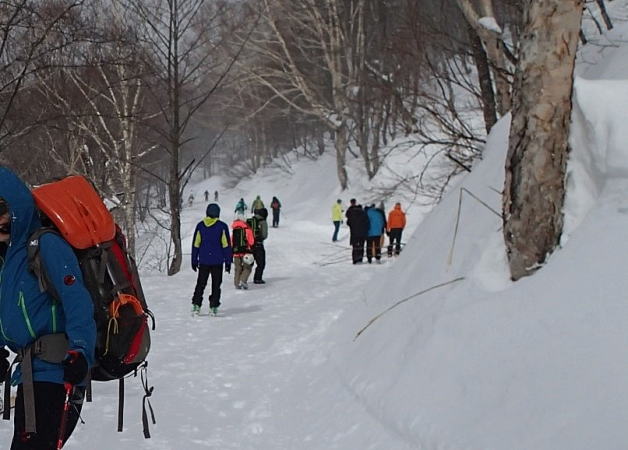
[[231, 215, 255, 290], [387, 202, 406, 256]]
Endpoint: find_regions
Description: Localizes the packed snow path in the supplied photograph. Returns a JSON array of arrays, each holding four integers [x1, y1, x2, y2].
[[53, 209, 412, 449]]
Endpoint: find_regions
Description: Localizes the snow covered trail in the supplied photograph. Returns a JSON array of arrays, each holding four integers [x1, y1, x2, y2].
[[56, 211, 406, 449]]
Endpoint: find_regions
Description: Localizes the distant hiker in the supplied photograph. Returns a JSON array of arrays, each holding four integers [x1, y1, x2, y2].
[[0, 167, 96, 449], [345, 199, 369, 264], [234, 198, 247, 215], [248, 208, 269, 284], [204, 190, 209, 202], [214, 190, 219, 202], [251, 195, 265, 213], [331, 199, 343, 242], [231, 214, 255, 290], [188, 193, 195, 207], [387, 202, 407, 256], [366, 204, 386, 263], [270, 196, 282, 228], [191, 203, 232, 315]]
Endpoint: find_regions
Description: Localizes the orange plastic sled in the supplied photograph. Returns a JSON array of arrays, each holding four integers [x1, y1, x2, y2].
[[32, 176, 115, 249]]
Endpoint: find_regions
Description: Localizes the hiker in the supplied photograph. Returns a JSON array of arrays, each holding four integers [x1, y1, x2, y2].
[[204, 190, 209, 202], [345, 199, 369, 264], [387, 202, 407, 256], [248, 208, 269, 284], [214, 190, 219, 202], [331, 199, 343, 242], [250, 195, 264, 213], [0, 167, 96, 450], [231, 214, 255, 290], [270, 196, 282, 228], [366, 204, 386, 263], [188, 193, 194, 207], [191, 203, 232, 315], [234, 198, 247, 215]]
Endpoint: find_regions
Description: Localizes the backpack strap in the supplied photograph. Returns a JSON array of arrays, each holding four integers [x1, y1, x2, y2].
[[27, 228, 62, 301], [4, 334, 69, 433]]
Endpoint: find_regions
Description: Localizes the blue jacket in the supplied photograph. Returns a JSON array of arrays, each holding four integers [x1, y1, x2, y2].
[[0, 167, 96, 385], [366, 207, 386, 237], [191, 218, 233, 267]]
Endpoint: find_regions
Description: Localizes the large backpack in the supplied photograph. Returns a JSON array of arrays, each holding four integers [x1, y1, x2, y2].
[[232, 226, 249, 254], [28, 175, 155, 437], [246, 217, 262, 243]]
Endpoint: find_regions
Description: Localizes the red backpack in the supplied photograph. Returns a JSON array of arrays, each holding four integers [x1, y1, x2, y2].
[[28, 175, 155, 437]]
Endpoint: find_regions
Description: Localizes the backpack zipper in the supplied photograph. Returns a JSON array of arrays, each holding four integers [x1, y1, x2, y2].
[[17, 291, 36, 339]]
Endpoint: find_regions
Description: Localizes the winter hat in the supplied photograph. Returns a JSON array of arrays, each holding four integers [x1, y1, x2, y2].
[[206, 203, 220, 218], [255, 208, 268, 219]]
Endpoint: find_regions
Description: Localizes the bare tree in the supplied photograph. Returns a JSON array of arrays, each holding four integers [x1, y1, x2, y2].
[[120, 0, 251, 275], [0, 0, 87, 150], [503, 0, 584, 280]]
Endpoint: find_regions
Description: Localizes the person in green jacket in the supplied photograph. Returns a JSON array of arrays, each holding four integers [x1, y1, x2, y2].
[[251, 195, 264, 213], [331, 199, 343, 242]]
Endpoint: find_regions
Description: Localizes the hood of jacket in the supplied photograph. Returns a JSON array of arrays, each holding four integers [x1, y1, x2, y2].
[[0, 167, 41, 256]]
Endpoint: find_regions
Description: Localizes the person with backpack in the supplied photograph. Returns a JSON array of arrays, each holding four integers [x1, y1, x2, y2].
[[270, 196, 281, 228], [387, 202, 407, 256], [331, 199, 343, 242], [191, 203, 232, 315], [234, 198, 247, 215], [231, 214, 255, 290], [0, 167, 96, 450], [248, 208, 268, 284], [250, 195, 264, 213], [204, 190, 209, 202], [366, 203, 387, 263], [345, 199, 369, 264]]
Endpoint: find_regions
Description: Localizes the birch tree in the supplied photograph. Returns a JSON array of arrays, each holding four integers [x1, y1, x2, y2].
[[243, 0, 371, 189], [455, 0, 514, 116], [502, 0, 584, 280]]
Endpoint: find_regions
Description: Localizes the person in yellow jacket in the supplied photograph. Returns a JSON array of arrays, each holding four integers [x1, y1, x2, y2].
[[331, 199, 343, 242], [387, 202, 406, 256]]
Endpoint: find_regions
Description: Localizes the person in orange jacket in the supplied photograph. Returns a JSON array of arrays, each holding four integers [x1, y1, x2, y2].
[[387, 202, 406, 256]]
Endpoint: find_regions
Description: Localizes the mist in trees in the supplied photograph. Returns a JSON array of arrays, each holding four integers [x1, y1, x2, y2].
[[0, 0, 613, 276]]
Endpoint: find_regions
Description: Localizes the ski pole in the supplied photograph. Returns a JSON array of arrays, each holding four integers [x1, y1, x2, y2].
[[56, 383, 73, 450]]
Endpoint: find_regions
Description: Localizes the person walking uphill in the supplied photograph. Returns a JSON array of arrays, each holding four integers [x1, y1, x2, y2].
[[270, 196, 281, 228], [0, 167, 96, 450], [248, 208, 268, 284], [191, 203, 232, 316], [231, 215, 255, 290], [250, 195, 264, 213], [331, 199, 343, 242], [234, 198, 247, 215], [387, 202, 406, 256], [345, 199, 369, 264]]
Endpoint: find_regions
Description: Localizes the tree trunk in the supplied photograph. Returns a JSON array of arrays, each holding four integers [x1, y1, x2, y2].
[[503, 0, 584, 281], [335, 123, 349, 190], [468, 24, 497, 133]]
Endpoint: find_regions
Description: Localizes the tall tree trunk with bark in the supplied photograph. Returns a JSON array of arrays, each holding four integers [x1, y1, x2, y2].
[[503, 0, 584, 281]]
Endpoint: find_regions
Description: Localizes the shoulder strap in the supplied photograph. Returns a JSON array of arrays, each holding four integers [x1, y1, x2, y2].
[[27, 228, 61, 302]]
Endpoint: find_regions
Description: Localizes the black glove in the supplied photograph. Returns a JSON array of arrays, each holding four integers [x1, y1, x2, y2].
[[62, 350, 88, 385], [192, 262, 198, 272], [0, 348, 10, 379], [225, 263, 231, 274]]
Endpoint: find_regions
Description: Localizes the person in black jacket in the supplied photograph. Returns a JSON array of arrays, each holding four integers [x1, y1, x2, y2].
[[345, 199, 369, 264]]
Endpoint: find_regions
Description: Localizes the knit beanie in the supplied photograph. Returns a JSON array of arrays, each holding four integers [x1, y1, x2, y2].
[[206, 203, 220, 218]]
